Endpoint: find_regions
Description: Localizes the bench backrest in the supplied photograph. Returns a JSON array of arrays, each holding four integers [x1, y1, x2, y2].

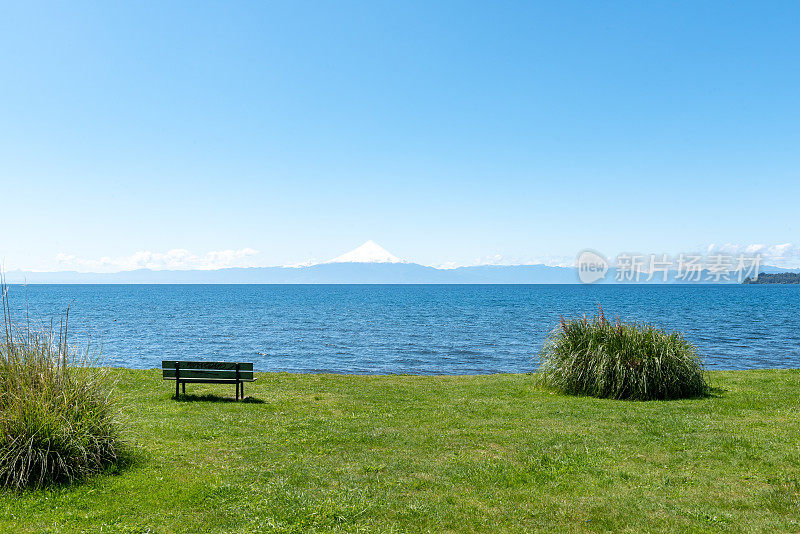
[[162, 361, 254, 380]]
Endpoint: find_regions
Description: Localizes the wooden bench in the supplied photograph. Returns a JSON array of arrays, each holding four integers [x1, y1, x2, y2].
[[162, 361, 256, 401]]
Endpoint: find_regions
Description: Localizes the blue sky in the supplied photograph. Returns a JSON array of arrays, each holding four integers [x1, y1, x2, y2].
[[1, 1, 799, 271]]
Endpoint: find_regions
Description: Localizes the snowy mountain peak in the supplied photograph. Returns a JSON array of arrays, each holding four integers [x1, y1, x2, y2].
[[326, 240, 405, 264]]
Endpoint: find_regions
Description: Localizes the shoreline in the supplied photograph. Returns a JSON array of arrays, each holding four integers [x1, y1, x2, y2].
[[113, 366, 800, 376]]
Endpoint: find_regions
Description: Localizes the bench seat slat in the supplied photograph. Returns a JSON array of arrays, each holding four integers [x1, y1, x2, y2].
[[162, 369, 254, 380], [162, 361, 253, 372], [162, 377, 256, 384]]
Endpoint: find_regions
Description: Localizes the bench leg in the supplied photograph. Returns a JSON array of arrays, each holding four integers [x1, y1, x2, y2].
[[182, 382, 186, 396], [241, 381, 244, 400], [175, 379, 180, 399], [236, 381, 239, 401]]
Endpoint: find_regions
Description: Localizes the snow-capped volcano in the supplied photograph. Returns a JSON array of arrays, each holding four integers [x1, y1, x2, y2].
[[326, 240, 405, 264]]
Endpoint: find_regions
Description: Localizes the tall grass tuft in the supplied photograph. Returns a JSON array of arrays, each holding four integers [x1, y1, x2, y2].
[[0, 285, 124, 490], [537, 306, 709, 400]]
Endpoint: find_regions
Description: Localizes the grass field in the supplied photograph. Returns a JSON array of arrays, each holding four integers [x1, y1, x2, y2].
[[1, 369, 799, 533]]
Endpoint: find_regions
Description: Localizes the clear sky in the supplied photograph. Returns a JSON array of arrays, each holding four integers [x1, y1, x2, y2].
[[1, 1, 799, 271]]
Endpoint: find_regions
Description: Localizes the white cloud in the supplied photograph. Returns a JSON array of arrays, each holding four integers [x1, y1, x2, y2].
[[429, 254, 573, 269], [55, 248, 260, 272], [282, 259, 318, 268], [706, 242, 800, 268]]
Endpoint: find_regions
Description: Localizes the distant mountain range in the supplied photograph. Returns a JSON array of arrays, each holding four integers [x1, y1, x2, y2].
[[5, 241, 796, 284], [4, 263, 579, 284]]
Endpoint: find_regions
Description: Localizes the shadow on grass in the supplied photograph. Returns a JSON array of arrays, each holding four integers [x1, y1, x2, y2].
[[708, 386, 727, 398], [5, 446, 141, 494], [102, 446, 142, 477], [174, 393, 265, 404], [533, 379, 719, 401]]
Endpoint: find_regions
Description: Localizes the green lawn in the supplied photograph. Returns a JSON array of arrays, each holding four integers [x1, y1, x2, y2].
[[1, 369, 799, 533]]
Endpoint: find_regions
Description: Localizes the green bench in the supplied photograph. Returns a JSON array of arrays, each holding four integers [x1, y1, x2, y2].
[[162, 361, 256, 401]]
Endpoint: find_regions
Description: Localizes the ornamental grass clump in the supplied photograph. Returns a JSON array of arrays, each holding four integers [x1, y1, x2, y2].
[[538, 307, 709, 400], [0, 287, 124, 490]]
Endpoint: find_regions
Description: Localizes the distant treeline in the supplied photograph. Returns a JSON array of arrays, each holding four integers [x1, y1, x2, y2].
[[743, 272, 800, 284]]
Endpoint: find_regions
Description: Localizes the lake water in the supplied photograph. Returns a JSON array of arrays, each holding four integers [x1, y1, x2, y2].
[[4, 284, 799, 373]]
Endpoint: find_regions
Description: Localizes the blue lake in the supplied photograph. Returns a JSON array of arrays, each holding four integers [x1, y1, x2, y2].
[[4, 284, 799, 373]]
